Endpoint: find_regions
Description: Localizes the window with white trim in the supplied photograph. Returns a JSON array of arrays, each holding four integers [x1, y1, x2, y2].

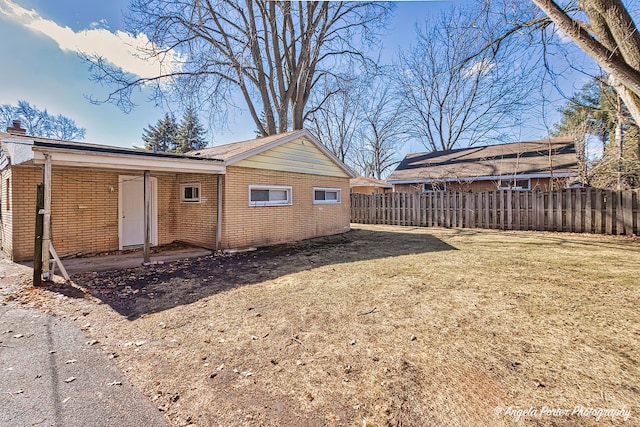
[[498, 178, 530, 190], [422, 182, 446, 192], [180, 183, 201, 202], [249, 185, 292, 206], [313, 187, 341, 204]]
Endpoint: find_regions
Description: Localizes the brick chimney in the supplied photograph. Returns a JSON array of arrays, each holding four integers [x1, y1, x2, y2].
[[6, 120, 26, 135]]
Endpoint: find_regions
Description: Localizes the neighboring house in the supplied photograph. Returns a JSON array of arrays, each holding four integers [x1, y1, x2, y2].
[[387, 138, 580, 193], [350, 176, 393, 195], [0, 125, 354, 261]]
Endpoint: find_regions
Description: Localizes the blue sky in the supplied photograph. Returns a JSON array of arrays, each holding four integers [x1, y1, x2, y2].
[[0, 0, 590, 152]]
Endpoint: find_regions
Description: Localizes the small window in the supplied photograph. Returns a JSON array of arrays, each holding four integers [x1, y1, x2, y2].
[[313, 187, 341, 204], [249, 185, 292, 206], [181, 183, 201, 202], [498, 178, 530, 190], [422, 182, 446, 192]]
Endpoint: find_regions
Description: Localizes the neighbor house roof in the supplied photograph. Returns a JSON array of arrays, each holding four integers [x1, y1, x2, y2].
[[350, 176, 392, 188], [0, 131, 225, 174], [387, 138, 579, 184], [190, 129, 355, 177]]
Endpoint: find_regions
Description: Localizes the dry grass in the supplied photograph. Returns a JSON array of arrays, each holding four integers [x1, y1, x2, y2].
[[11, 225, 640, 426]]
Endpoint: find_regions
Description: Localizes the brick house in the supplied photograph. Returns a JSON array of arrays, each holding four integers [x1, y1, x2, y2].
[[350, 176, 392, 195], [388, 138, 580, 193], [0, 125, 354, 261]]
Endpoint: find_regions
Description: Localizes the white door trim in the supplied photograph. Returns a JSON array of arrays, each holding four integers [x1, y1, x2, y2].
[[118, 175, 158, 249]]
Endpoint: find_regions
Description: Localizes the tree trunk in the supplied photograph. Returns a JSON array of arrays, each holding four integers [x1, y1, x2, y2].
[[533, 0, 640, 125], [614, 94, 624, 190]]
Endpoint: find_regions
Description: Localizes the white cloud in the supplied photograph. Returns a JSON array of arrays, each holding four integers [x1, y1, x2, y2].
[[462, 58, 495, 78], [89, 19, 110, 30], [0, 0, 184, 79]]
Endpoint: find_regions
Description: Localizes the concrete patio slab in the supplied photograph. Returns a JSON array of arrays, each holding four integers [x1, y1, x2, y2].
[[21, 248, 213, 275]]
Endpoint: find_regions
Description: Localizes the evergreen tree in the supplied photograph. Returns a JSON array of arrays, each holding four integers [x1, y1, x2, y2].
[[142, 113, 178, 152], [552, 77, 640, 189], [175, 107, 208, 153]]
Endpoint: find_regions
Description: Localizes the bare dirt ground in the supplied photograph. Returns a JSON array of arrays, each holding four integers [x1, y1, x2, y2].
[[5, 224, 640, 426]]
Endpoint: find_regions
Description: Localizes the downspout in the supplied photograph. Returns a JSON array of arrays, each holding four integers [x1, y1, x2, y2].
[[216, 174, 223, 251]]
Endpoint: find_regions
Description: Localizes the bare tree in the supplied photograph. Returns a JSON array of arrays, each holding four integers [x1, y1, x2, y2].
[[397, 4, 541, 152], [85, 0, 391, 136], [0, 100, 85, 140], [307, 73, 366, 163], [530, 0, 640, 125], [352, 81, 406, 179]]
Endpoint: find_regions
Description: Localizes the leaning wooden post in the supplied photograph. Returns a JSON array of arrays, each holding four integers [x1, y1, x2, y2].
[[143, 170, 151, 264], [41, 154, 52, 280], [33, 184, 44, 286]]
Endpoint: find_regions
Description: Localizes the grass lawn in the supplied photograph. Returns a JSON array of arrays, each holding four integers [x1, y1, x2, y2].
[[15, 224, 640, 426]]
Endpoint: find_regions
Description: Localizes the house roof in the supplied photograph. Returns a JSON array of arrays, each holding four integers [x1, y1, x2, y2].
[[387, 138, 579, 183], [190, 129, 355, 178], [350, 176, 392, 188], [0, 131, 225, 175]]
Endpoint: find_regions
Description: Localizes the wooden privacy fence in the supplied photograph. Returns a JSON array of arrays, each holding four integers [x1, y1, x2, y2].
[[351, 189, 640, 236]]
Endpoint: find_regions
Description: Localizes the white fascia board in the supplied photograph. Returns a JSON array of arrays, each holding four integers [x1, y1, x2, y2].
[[388, 172, 579, 185], [32, 148, 225, 174]]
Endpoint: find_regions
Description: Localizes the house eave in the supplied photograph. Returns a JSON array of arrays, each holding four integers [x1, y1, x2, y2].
[[32, 146, 226, 174], [388, 172, 580, 185]]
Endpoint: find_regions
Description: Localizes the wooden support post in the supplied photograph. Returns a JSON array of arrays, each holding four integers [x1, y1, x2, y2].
[[216, 174, 223, 250], [33, 184, 44, 287], [143, 170, 151, 264], [41, 154, 52, 280]]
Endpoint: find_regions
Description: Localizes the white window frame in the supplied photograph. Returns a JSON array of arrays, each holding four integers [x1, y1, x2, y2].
[[498, 178, 530, 191], [249, 185, 293, 207], [422, 182, 446, 192], [313, 187, 342, 204], [180, 183, 201, 202]]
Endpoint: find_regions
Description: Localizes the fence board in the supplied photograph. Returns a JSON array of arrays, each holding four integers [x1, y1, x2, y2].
[[351, 189, 640, 236], [624, 191, 633, 235]]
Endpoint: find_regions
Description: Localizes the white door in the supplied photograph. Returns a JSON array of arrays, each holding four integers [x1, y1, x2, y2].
[[119, 176, 157, 248]]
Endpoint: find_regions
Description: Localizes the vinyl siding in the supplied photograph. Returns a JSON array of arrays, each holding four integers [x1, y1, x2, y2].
[[235, 138, 349, 178]]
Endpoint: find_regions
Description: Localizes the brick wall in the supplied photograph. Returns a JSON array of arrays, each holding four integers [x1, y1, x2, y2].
[[174, 174, 218, 249], [6, 163, 348, 260], [221, 166, 350, 249], [11, 166, 39, 261], [394, 177, 572, 193], [8, 166, 219, 261]]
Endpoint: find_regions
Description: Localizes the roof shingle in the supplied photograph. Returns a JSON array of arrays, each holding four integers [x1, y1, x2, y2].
[[388, 138, 578, 182]]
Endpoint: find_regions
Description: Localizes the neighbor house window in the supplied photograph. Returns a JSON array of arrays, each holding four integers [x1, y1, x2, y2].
[[249, 185, 292, 206], [422, 182, 446, 192], [313, 187, 341, 204], [498, 178, 530, 190], [180, 183, 201, 202]]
